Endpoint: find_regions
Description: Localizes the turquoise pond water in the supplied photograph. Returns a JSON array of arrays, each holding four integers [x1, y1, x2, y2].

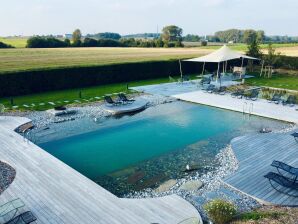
[[38, 101, 288, 196]]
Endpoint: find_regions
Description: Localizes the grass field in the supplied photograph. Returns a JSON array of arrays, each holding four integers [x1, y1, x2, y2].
[[0, 37, 27, 48], [0, 47, 212, 73], [0, 75, 197, 111]]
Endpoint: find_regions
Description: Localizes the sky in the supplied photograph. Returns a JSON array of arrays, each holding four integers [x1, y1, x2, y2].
[[1, 0, 298, 36]]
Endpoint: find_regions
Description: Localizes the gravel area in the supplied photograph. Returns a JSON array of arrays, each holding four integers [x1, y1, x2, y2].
[[0, 161, 16, 195]]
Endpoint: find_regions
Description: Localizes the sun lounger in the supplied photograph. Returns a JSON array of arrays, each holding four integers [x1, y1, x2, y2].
[[104, 96, 122, 106], [268, 94, 281, 104], [282, 95, 296, 107], [245, 90, 259, 101], [5, 211, 36, 224], [213, 86, 226, 95], [271, 160, 298, 181], [0, 198, 25, 219], [264, 172, 298, 197], [203, 84, 216, 93], [118, 93, 135, 104], [231, 89, 244, 99], [200, 77, 211, 86]]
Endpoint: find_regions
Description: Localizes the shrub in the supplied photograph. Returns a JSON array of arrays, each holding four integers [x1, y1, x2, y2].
[[0, 41, 14, 48], [204, 199, 237, 224], [201, 40, 208, 46], [26, 37, 69, 48]]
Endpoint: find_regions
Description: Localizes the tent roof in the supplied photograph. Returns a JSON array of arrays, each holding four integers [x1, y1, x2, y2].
[[184, 45, 259, 63]]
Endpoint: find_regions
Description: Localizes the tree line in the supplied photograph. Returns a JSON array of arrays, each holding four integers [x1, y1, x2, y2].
[[26, 26, 184, 48]]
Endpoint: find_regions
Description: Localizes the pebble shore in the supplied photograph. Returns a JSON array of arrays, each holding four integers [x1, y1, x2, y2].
[[0, 161, 16, 195]]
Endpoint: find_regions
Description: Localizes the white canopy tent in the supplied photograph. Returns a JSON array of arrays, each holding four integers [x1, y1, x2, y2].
[[183, 45, 259, 79]]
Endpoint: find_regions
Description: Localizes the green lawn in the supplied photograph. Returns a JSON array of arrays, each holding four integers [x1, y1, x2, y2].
[[245, 73, 298, 90], [0, 75, 197, 111]]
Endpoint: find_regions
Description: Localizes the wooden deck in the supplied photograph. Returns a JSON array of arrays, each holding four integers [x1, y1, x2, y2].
[[224, 132, 298, 206], [0, 116, 201, 224]]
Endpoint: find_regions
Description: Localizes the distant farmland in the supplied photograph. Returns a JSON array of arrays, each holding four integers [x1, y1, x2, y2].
[[0, 43, 298, 74], [0, 47, 212, 73], [0, 37, 27, 48]]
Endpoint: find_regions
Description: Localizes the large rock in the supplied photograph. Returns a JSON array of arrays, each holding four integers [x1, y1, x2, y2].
[[179, 180, 203, 191], [155, 179, 177, 193]]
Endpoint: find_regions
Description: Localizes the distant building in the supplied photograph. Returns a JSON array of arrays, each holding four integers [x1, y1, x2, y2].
[[228, 41, 234, 44], [64, 34, 72, 39]]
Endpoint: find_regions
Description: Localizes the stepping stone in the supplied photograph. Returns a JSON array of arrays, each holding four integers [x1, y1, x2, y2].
[[218, 188, 241, 201], [23, 104, 30, 108], [64, 101, 69, 103], [204, 191, 221, 200], [192, 196, 207, 205], [31, 104, 35, 107], [74, 100, 81, 103], [94, 97, 101, 100], [155, 179, 177, 193], [83, 99, 89, 102], [57, 101, 62, 104], [12, 106, 19, 109], [48, 102, 55, 105], [39, 103, 45, 106], [179, 180, 203, 191]]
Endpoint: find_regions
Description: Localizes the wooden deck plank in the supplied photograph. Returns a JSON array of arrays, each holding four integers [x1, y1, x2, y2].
[[224, 131, 298, 206]]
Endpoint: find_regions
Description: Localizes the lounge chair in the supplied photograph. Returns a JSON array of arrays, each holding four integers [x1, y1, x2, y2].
[[282, 95, 296, 107], [264, 172, 298, 197], [200, 77, 211, 86], [203, 84, 216, 93], [271, 160, 298, 181], [0, 198, 25, 220], [213, 86, 226, 95], [118, 93, 135, 104], [104, 96, 122, 106], [291, 132, 298, 142], [5, 211, 36, 224], [268, 93, 281, 104], [245, 90, 259, 101], [231, 89, 244, 99]]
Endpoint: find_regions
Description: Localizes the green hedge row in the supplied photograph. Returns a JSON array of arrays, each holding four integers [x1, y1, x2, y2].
[[276, 55, 298, 69], [0, 60, 201, 97]]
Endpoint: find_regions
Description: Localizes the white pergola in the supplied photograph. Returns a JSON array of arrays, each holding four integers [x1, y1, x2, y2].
[[183, 45, 259, 79]]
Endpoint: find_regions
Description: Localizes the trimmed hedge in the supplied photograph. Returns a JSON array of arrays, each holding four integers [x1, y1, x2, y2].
[[0, 60, 202, 97]]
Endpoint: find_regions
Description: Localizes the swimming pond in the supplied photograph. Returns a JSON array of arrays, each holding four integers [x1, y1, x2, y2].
[[37, 101, 289, 196]]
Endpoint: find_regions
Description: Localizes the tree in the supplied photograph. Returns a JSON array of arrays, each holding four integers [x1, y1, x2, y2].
[[72, 29, 82, 47], [256, 30, 265, 43], [246, 39, 262, 58], [162, 25, 183, 42], [263, 43, 281, 66], [243, 29, 257, 44], [0, 41, 14, 48]]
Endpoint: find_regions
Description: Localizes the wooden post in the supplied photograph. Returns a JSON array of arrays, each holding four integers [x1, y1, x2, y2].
[[260, 60, 264, 77], [225, 61, 228, 73], [179, 60, 183, 79], [216, 62, 220, 81], [201, 62, 205, 75]]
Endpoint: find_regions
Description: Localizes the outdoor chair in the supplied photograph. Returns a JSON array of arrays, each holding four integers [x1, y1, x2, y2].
[[271, 160, 298, 181], [118, 93, 135, 104], [200, 77, 211, 86], [268, 94, 281, 104], [291, 132, 298, 142], [264, 172, 298, 197], [282, 95, 296, 107], [213, 86, 226, 95], [203, 84, 216, 93], [245, 90, 259, 101], [0, 198, 25, 220], [231, 89, 244, 99], [104, 96, 122, 106], [5, 211, 36, 224]]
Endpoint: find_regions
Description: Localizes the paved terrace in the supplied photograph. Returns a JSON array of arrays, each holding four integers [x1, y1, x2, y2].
[[0, 116, 201, 224], [174, 91, 298, 123], [225, 133, 298, 206]]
